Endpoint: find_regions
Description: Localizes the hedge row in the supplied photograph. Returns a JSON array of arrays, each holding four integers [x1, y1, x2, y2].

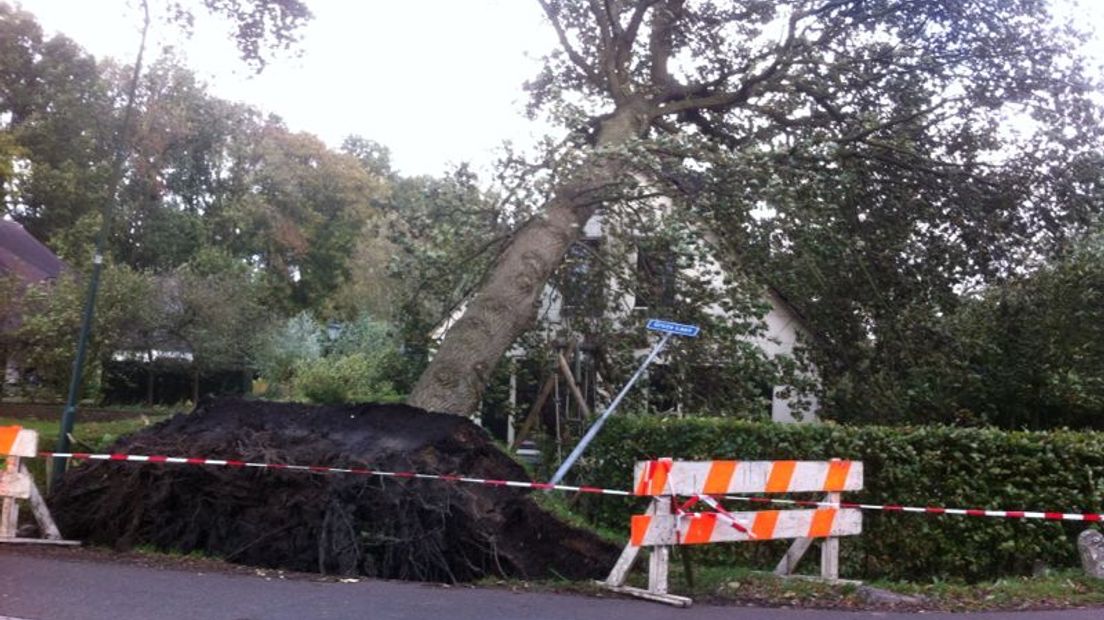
[[569, 417, 1104, 582]]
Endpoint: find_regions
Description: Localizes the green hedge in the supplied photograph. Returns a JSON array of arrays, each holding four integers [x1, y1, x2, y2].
[[569, 417, 1104, 582]]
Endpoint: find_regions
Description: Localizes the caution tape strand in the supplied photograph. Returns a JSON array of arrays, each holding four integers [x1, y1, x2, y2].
[[37, 451, 631, 497], [35, 451, 1104, 522], [722, 495, 1104, 523]]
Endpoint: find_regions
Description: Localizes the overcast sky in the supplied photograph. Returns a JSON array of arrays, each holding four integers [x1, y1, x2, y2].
[[14, 0, 1104, 178], [17, 0, 557, 177]]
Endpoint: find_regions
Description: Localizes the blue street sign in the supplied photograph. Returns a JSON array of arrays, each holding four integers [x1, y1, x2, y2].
[[646, 319, 700, 337]]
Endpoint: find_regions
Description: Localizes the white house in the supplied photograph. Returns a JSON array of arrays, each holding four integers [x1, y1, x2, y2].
[[433, 210, 819, 438]]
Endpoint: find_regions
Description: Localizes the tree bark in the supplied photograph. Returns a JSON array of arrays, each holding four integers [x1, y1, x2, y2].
[[407, 101, 654, 415], [191, 367, 200, 404], [146, 350, 155, 406]]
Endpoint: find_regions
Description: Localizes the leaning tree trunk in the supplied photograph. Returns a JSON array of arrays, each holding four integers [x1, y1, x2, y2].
[[407, 101, 653, 415]]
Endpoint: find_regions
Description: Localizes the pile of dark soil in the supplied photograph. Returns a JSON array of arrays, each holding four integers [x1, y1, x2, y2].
[[49, 398, 619, 583]]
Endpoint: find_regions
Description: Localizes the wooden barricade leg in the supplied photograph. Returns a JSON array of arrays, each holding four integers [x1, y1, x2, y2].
[[24, 464, 62, 540], [605, 542, 641, 587], [648, 544, 670, 594], [1, 454, 19, 538], [646, 496, 671, 594], [774, 536, 813, 576], [820, 491, 841, 580], [774, 491, 851, 583], [603, 496, 692, 607]]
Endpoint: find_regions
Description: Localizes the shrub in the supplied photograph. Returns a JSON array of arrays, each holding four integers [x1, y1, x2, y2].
[[573, 416, 1104, 582], [252, 312, 324, 391], [252, 312, 411, 402], [291, 354, 400, 404]]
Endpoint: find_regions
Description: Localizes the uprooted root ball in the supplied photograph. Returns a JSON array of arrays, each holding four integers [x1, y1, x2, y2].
[[49, 398, 619, 582]]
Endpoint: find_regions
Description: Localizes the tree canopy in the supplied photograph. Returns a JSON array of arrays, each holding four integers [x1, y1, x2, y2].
[[407, 0, 1104, 416]]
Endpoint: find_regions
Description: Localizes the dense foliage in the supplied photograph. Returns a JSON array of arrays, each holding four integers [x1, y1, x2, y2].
[[0, 3, 470, 402], [822, 227, 1104, 429], [406, 0, 1104, 416], [573, 415, 1104, 581]]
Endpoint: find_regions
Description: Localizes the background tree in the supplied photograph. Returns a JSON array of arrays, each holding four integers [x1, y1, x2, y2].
[[829, 225, 1104, 429], [205, 119, 387, 313], [1, 3, 404, 405], [156, 249, 270, 402], [12, 262, 154, 399], [0, 3, 115, 238]]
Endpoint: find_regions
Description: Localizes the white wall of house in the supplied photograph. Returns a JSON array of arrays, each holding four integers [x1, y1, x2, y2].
[[580, 214, 820, 423], [758, 290, 819, 423]]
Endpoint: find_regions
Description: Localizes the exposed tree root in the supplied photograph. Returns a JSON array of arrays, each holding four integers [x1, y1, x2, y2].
[[49, 398, 618, 582]]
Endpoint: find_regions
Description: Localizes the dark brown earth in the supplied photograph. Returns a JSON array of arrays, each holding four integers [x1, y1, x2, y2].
[[47, 398, 618, 583]]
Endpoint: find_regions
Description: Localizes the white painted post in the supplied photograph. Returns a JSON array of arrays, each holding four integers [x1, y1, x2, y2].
[[648, 497, 672, 595], [649, 544, 670, 594], [605, 541, 642, 587], [0, 453, 19, 538], [821, 491, 841, 580]]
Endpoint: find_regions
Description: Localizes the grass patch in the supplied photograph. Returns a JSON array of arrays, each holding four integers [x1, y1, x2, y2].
[[528, 489, 628, 546], [480, 553, 1104, 611], [0, 413, 170, 452], [132, 544, 217, 562], [1, 411, 172, 490], [869, 570, 1104, 611]]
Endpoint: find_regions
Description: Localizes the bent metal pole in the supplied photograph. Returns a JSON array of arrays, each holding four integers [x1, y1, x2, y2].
[[549, 319, 699, 485]]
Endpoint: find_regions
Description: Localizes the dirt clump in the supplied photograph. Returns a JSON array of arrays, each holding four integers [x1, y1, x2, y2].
[[49, 398, 619, 583]]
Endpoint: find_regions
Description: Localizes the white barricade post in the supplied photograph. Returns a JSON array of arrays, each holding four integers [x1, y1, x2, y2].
[[0, 426, 77, 545], [604, 457, 863, 607]]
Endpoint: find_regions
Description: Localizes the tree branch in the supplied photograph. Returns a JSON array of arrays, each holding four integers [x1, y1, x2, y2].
[[655, 7, 799, 115], [624, 0, 660, 43], [834, 98, 964, 146], [648, 0, 682, 92], [538, 0, 604, 89]]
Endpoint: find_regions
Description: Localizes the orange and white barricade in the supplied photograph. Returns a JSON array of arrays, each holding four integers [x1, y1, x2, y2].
[[0, 426, 76, 545], [605, 458, 863, 607]]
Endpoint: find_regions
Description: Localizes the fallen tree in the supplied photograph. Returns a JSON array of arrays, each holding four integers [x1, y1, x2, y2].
[[407, 0, 1103, 416]]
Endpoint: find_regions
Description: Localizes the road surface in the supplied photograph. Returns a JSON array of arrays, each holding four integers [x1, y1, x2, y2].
[[0, 549, 1100, 620]]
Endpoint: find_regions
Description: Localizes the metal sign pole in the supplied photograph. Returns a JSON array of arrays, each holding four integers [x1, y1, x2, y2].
[[549, 319, 699, 485]]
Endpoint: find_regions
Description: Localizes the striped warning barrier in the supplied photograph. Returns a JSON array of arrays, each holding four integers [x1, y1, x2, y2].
[[606, 458, 864, 607], [0, 426, 75, 545], [634, 458, 863, 496], [0, 427, 36, 461], [1, 426, 35, 502], [630, 508, 862, 546]]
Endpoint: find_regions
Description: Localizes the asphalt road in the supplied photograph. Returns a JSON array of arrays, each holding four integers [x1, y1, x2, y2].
[[1, 550, 1101, 620]]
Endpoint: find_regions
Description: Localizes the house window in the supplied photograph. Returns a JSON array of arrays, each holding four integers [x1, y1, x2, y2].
[[634, 243, 676, 309], [560, 238, 604, 316]]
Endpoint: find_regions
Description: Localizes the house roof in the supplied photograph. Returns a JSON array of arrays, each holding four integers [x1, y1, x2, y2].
[[0, 220, 65, 282]]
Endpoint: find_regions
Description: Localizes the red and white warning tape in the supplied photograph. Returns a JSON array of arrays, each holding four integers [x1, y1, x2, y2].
[[722, 495, 1104, 523], [36, 451, 632, 497], [677, 493, 754, 536], [35, 452, 1104, 523]]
